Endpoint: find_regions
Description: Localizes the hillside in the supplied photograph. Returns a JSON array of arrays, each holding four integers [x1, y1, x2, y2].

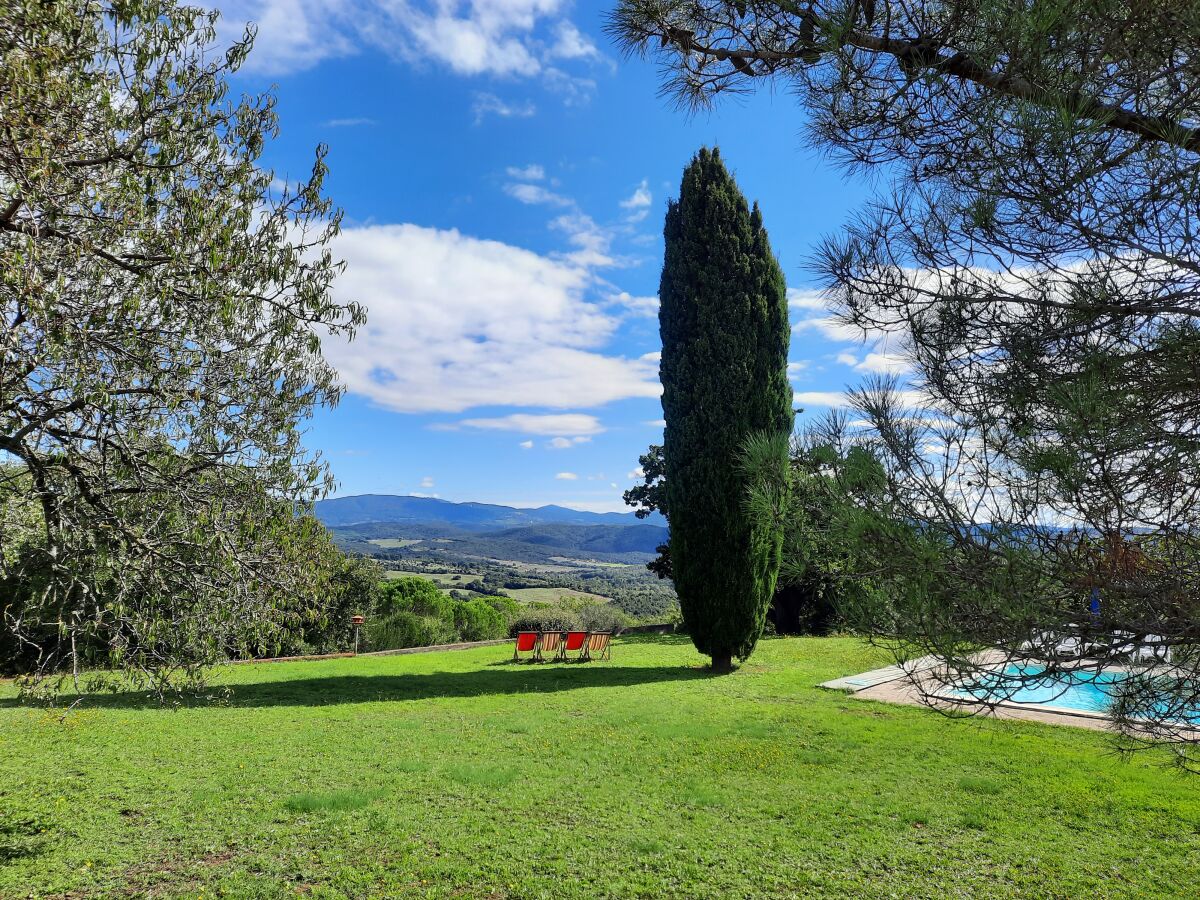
[[314, 494, 666, 529]]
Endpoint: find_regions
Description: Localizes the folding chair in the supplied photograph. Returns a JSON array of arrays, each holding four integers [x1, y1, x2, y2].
[[562, 630, 588, 661], [513, 631, 539, 662], [581, 631, 612, 662], [538, 630, 565, 662]]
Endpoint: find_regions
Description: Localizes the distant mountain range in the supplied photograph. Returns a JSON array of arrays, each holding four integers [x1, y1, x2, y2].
[[313, 494, 666, 530]]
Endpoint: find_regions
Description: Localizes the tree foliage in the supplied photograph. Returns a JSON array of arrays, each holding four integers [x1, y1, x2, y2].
[[0, 2, 361, 696], [742, 418, 898, 635], [622, 444, 672, 579], [610, 1, 1200, 759], [659, 147, 793, 671]]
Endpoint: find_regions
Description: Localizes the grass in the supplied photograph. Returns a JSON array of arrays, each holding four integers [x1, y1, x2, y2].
[[2, 635, 1199, 898], [505, 586, 612, 604]]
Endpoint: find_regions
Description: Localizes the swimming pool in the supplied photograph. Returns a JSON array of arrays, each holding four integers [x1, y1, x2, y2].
[[950, 665, 1122, 714], [950, 664, 1200, 723]]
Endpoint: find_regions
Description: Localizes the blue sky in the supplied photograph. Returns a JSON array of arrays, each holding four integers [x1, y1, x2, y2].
[[212, 1, 908, 511]]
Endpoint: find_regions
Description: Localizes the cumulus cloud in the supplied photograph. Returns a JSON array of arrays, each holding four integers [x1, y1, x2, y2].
[[787, 287, 828, 312], [627, 467, 644, 479], [214, 0, 594, 80], [854, 352, 912, 375], [506, 164, 545, 181], [794, 391, 851, 408], [555, 471, 579, 480], [472, 92, 536, 123], [547, 20, 600, 61], [321, 224, 660, 413], [611, 292, 658, 317], [419, 475, 435, 488], [458, 413, 604, 435], [519, 440, 534, 449], [504, 182, 572, 207], [547, 436, 590, 449], [619, 179, 652, 222]]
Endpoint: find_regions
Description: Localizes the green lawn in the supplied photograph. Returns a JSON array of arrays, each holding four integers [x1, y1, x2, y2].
[[2, 636, 1198, 898]]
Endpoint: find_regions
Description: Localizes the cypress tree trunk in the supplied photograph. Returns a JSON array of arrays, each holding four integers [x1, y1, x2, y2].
[[659, 147, 793, 671]]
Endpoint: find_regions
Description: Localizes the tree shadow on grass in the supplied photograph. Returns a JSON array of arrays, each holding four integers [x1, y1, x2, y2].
[[0, 662, 714, 711]]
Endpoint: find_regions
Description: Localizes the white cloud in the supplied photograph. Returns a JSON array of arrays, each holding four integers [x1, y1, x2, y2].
[[795, 389, 926, 410], [547, 20, 600, 61], [627, 467, 645, 479], [458, 413, 605, 435], [619, 180, 652, 210], [787, 288, 828, 312], [555, 471, 579, 480], [519, 439, 534, 449], [216, 1, 591, 79], [794, 391, 852, 408], [619, 179, 652, 221], [321, 224, 660, 413], [550, 211, 613, 268], [787, 361, 810, 380], [323, 117, 375, 127], [612, 292, 658, 317], [472, 92, 536, 124], [504, 182, 573, 207], [854, 352, 912, 375], [836, 351, 858, 367], [410, 491, 440, 498], [419, 476, 435, 488], [644, 419, 666, 428], [547, 435, 591, 449], [506, 164, 545, 181]]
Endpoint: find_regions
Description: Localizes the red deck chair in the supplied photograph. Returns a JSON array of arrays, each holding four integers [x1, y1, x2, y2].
[[562, 630, 588, 661], [538, 630, 565, 662], [513, 631, 539, 662], [581, 631, 612, 662]]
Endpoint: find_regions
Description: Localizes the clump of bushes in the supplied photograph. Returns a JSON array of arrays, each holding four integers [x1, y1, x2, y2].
[[507, 605, 582, 638], [365, 577, 515, 651], [506, 598, 629, 637]]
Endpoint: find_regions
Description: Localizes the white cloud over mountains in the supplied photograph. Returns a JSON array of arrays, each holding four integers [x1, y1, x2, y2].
[[321, 224, 661, 414]]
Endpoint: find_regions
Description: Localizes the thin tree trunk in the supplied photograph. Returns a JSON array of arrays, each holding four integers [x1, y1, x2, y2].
[[711, 653, 733, 673]]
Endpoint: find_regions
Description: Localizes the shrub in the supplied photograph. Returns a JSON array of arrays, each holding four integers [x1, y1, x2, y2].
[[453, 599, 507, 642], [507, 607, 582, 638], [366, 612, 457, 651], [483, 595, 521, 623], [377, 577, 453, 620], [578, 602, 629, 635]]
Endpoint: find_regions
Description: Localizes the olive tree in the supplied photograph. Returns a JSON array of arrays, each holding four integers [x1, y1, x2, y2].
[[1, 2, 362, 696]]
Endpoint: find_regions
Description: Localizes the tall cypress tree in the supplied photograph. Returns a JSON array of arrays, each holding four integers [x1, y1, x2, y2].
[[660, 147, 793, 672]]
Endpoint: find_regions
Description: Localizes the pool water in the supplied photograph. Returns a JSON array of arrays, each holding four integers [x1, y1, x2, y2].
[[951, 665, 1124, 714]]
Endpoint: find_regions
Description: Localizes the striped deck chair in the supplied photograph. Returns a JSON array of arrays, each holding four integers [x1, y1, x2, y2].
[[513, 631, 539, 662], [581, 631, 612, 662], [562, 630, 588, 661], [538, 630, 565, 662]]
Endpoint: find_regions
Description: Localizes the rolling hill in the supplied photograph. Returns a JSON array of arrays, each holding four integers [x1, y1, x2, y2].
[[313, 494, 666, 530]]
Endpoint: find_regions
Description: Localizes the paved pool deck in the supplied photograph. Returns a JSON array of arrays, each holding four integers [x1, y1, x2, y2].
[[820, 658, 1113, 732]]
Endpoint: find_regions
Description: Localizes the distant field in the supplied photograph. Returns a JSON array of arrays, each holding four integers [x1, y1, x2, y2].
[[548, 556, 633, 568], [368, 538, 424, 549], [384, 570, 482, 587], [505, 586, 611, 604]]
